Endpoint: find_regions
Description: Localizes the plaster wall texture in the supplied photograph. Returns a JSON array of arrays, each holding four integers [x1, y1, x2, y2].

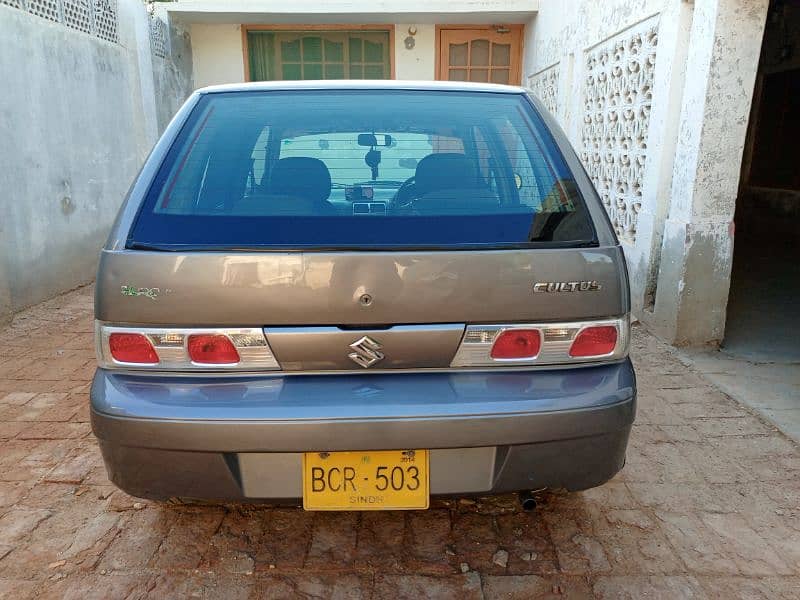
[[153, 25, 195, 133], [190, 23, 245, 88], [523, 0, 769, 345], [650, 0, 768, 344], [0, 1, 193, 321], [394, 24, 436, 80], [0, 252, 10, 326]]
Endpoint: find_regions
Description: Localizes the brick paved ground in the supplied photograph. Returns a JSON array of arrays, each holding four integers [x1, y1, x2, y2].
[[0, 285, 798, 599]]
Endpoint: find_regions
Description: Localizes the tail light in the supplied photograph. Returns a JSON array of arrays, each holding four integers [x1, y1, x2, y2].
[[451, 316, 629, 367], [490, 329, 541, 359], [108, 333, 159, 364], [188, 334, 240, 364], [569, 326, 618, 357], [96, 323, 279, 371]]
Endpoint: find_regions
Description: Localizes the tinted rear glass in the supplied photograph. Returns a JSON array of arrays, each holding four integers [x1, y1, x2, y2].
[[130, 90, 595, 249]]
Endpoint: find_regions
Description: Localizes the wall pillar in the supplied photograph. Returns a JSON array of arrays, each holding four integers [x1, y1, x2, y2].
[[644, 0, 769, 345], [119, 0, 159, 158], [0, 245, 11, 326], [633, 0, 694, 315]]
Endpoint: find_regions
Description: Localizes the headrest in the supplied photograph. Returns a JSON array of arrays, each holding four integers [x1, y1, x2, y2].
[[415, 153, 482, 194], [269, 157, 331, 202]]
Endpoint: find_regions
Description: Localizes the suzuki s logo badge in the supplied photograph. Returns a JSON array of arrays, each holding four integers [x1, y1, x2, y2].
[[348, 336, 385, 368], [533, 281, 602, 293]]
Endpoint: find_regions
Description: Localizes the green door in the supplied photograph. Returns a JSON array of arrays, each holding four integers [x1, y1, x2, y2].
[[247, 30, 391, 81]]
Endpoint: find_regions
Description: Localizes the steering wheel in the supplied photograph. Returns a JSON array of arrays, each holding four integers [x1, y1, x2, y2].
[[393, 176, 418, 210]]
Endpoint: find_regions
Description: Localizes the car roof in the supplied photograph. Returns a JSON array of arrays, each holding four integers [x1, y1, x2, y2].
[[197, 80, 528, 95]]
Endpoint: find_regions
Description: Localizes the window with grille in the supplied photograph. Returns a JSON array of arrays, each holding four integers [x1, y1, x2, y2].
[[247, 30, 391, 81]]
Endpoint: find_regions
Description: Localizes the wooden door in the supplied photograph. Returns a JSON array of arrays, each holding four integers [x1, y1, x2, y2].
[[437, 26, 522, 85]]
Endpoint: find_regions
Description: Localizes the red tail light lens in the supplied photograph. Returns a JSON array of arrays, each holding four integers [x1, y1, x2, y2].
[[569, 326, 618, 357], [109, 333, 159, 364], [187, 334, 240, 364], [490, 329, 541, 359]]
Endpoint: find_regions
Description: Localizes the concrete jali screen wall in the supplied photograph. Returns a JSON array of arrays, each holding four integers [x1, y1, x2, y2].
[[522, 0, 769, 345]]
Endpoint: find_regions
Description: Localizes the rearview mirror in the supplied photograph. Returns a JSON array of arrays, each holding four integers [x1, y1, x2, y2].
[[358, 133, 394, 147]]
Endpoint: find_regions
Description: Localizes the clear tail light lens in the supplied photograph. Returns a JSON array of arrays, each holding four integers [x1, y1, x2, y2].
[[188, 334, 240, 364], [96, 323, 279, 371], [569, 326, 618, 357], [108, 333, 159, 364], [490, 329, 541, 359], [451, 316, 629, 367]]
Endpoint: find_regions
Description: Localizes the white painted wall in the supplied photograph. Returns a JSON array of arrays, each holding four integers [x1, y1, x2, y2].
[[152, 24, 195, 132], [394, 24, 436, 80], [191, 23, 245, 88], [0, 0, 193, 320], [523, 0, 665, 137], [651, 0, 768, 344]]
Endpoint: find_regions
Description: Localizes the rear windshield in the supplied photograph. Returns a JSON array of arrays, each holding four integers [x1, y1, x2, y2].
[[129, 90, 596, 249]]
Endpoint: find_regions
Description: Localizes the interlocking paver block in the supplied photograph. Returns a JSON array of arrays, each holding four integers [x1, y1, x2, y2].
[[305, 512, 359, 568], [483, 574, 594, 599], [374, 573, 483, 599], [593, 575, 707, 599]]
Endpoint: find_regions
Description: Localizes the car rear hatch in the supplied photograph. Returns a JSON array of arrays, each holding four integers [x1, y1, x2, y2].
[[96, 246, 628, 371], [96, 86, 629, 373]]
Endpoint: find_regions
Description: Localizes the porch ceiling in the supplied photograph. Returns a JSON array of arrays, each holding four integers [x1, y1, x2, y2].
[[164, 0, 538, 25]]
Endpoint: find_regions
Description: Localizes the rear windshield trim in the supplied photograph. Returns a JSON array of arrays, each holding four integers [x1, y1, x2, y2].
[[128, 89, 598, 250], [128, 240, 599, 253]]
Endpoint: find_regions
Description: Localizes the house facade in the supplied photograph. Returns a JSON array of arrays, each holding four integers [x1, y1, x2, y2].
[[2, 0, 793, 358], [158, 0, 797, 358], [160, 1, 537, 89]]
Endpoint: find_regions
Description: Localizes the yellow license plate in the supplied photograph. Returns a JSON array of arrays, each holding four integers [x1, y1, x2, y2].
[[302, 450, 429, 511]]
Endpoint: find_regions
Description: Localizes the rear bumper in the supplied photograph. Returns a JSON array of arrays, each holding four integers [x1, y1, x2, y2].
[[91, 360, 636, 501]]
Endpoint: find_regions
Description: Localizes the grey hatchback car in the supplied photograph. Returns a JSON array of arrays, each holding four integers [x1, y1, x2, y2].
[[91, 81, 635, 510]]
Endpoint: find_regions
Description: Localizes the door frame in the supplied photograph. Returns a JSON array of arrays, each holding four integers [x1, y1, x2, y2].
[[434, 24, 524, 84], [241, 24, 396, 82]]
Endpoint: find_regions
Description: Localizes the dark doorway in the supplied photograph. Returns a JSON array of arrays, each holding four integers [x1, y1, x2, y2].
[[726, 0, 800, 361]]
